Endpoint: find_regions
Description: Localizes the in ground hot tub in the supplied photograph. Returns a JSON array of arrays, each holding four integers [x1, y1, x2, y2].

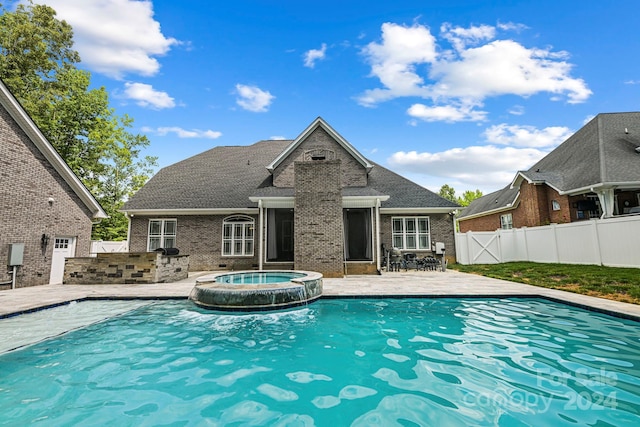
[[189, 270, 323, 311]]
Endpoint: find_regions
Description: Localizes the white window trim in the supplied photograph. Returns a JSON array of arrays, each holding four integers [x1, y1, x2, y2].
[[147, 218, 177, 251], [500, 213, 513, 230], [391, 216, 431, 250], [222, 215, 255, 257]]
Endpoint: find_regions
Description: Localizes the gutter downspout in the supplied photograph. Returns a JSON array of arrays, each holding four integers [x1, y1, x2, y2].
[[375, 198, 381, 273], [258, 199, 264, 270], [452, 209, 458, 264], [126, 213, 132, 251]]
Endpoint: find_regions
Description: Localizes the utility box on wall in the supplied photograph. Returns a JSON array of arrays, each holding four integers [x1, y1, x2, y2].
[[434, 242, 445, 255], [8, 243, 24, 266]]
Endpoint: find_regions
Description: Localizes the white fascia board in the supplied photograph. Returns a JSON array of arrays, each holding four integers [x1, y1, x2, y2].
[[343, 195, 390, 208], [248, 197, 295, 208], [511, 171, 563, 194], [561, 181, 640, 196], [380, 207, 459, 215], [266, 117, 373, 172], [121, 208, 259, 216], [457, 190, 520, 221], [0, 80, 107, 219]]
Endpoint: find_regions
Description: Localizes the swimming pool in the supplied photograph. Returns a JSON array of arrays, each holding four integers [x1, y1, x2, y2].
[[1, 298, 639, 425]]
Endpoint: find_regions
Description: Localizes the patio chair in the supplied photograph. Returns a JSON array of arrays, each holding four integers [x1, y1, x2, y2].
[[403, 253, 418, 270], [389, 247, 403, 271]]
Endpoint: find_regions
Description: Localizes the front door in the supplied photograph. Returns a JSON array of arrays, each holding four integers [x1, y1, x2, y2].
[[49, 237, 76, 284]]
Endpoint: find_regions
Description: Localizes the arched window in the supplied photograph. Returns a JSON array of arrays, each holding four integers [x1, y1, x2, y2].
[[222, 215, 254, 256]]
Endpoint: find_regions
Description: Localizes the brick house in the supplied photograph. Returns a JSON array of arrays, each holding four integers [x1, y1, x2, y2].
[[0, 79, 107, 288], [122, 117, 460, 277], [458, 112, 640, 232]]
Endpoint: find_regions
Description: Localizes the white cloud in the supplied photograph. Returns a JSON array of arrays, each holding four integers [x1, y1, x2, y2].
[[146, 127, 222, 139], [358, 22, 437, 106], [303, 43, 327, 68], [358, 21, 592, 120], [123, 82, 175, 109], [497, 22, 529, 32], [235, 84, 275, 112], [430, 40, 591, 103], [508, 105, 525, 116], [269, 136, 288, 140], [33, 0, 179, 79], [387, 121, 574, 193], [389, 145, 546, 191], [440, 23, 495, 51], [407, 102, 487, 122], [483, 124, 573, 148]]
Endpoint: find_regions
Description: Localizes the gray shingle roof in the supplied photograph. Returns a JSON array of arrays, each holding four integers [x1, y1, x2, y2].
[[459, 112, 640, 219], [458, 185, 519, 218], [123, 140, 291, 210], [123, 140, 459, 211], [526, 112, 640, 192]]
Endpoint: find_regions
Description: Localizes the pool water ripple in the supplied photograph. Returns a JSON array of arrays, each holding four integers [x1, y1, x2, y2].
[[0, 298, 639, 426]]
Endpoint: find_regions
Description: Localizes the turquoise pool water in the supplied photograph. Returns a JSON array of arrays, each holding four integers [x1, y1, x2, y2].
[[215, 271, 306, 284], [0, 298, 639, 426]]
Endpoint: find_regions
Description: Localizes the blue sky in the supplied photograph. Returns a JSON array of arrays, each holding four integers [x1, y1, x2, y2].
[[22, 0, 640, 196]]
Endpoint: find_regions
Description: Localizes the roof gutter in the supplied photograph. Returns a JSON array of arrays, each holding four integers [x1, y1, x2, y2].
[[381, 207, 461, 215], [457, 196, 520, 222], [121, 208, 259, 216]]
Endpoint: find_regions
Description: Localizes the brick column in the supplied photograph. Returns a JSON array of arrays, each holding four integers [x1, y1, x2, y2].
[[294, 160, 344, 277]]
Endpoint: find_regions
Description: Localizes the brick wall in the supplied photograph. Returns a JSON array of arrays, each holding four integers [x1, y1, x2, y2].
[[129, 215, 260, 271], [64, 252, 189, 284], [272, 127, 367, 188], [0, 106, 93, 288], [294, 160, 344, 277], [459, 183, 575, 232], [380, 213, 457, 262]]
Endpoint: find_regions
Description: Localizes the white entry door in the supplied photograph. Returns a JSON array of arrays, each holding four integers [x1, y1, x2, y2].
[[49, 237, 76, 284]]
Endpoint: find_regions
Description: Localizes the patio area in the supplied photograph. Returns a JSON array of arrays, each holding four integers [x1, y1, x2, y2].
[[2, 270, 640, 321]]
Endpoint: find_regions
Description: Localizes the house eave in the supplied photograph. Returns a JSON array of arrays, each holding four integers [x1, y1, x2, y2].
[[457, 192, 520, 222], [380, 207, 460, 215], [0, 79, 107, 220], [249, 195, 391, 208], [121, 208, 259, 216], [456, 204, 518, 222], [512, 171, 563, 194], [561, 181, 640, 196]]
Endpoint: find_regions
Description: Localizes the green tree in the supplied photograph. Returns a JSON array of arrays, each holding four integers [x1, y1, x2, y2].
[[439, 184, 483, 206], [439, 184, 457, 203], [457, 189, 483, 207], [0, 1, 157, 240]]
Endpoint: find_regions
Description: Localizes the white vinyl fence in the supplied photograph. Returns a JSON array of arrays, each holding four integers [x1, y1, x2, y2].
[[455, 215, 640, 268], [90, 240, 128, 256]]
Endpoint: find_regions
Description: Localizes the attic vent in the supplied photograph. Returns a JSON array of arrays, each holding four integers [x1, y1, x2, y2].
[[304, 148, 335, 161]]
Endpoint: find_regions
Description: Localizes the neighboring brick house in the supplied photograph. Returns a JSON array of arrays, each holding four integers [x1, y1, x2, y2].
[[0, 79, 107, 288], [122, 117, 460, 277], [458, 112, 640, 232]]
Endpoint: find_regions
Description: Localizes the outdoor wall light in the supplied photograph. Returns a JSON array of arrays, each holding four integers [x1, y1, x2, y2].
[[41, 233, 50, 249]]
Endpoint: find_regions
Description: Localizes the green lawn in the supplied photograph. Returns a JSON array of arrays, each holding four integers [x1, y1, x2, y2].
[[449, 262, 640, 304]]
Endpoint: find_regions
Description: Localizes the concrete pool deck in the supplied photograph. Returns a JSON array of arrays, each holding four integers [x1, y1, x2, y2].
[[1, 269, 639, 321]]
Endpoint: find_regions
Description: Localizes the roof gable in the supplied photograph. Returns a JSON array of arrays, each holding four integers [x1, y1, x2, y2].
[[267, 117, 373, 173], [526, 112, 640, 194], [0, 79, 106, 219]]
